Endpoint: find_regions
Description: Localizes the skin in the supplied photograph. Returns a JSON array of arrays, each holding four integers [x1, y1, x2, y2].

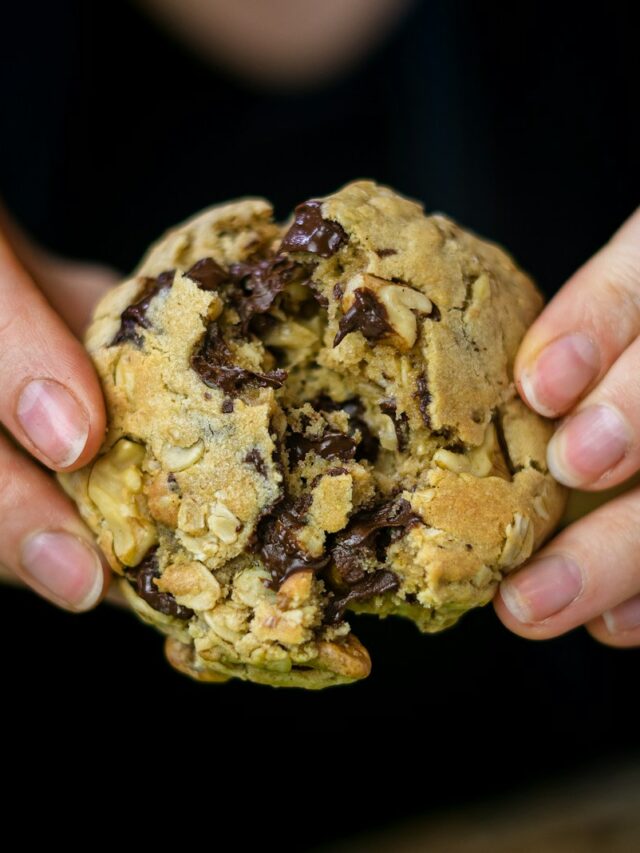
[[494, 207, 640, 648]]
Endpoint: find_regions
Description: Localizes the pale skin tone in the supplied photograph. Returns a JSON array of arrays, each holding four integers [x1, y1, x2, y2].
[[2, 2, 639, 648]]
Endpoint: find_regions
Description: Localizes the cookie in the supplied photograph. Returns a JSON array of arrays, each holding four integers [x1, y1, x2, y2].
[[59, 181, 567, 688]]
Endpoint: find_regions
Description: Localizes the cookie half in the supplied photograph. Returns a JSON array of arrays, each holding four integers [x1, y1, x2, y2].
[[59, 181, 566, 688]]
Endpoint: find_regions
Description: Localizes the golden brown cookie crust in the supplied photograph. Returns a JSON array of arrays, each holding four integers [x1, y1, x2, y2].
[[59, 181, 566, 688]]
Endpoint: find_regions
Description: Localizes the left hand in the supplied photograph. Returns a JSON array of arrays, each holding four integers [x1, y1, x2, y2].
[[494, 207, 640, 646]]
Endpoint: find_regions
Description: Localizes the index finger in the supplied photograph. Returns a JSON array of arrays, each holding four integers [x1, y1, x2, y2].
[[515, 207, 640, 418]]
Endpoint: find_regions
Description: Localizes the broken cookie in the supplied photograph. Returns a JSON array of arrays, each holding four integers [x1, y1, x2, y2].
[[59, 181, 567, 688]]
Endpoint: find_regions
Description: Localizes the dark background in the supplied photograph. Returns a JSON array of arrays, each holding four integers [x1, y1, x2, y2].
[[1, 2, 638, 846]]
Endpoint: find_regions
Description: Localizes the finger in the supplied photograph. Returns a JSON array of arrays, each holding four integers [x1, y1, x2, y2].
[[515, 206, 640, 417], [0, 232, 106, 470], [586, 601, 640, 648], [0, 431, 108, 611], [494, 484, 640, 639], [0, 202, 118, 335], [544, 334, 640, 489]]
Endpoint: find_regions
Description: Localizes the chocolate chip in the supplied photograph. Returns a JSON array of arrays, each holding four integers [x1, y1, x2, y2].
[[325, 569, 399, 625], [333, 289, 392, 347], [375, 248, 398, 258], [126, 549, 193, 620], [191, 323, 287, 394], [185, 257, 229, 291], [111, 270, 175, 346], [245, 449, 268, 478], [380, 399, 410, 452], [415, 374, 432, 428], [258, 495, 330, 588], [329, 498, 420, 588], [280, 200, 348, 258], [286, 428, 357, 466], [221, 398, 234, 413], [229, 254, 309, 335]]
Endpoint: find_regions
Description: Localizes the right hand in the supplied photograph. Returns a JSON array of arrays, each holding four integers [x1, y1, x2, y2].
[[0, 205, 118, 611]]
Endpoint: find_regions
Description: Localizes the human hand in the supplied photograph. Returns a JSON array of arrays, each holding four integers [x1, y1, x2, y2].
[[495, 208, 640, 646], [0, 205, 118, 611]]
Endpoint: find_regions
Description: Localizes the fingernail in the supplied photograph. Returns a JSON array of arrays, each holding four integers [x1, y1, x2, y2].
[[16, 379, 89, 468], [21, 531, 104, 611], [520, 333, 600, 417], [603, 594, 640, 634], [547, 404, 631, 487], [500, 554, 584, 623]]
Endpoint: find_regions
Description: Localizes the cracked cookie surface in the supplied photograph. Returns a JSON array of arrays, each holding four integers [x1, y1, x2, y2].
[[59, 181, 567, 688]]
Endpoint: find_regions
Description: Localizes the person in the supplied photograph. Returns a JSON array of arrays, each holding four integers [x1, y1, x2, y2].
[[1, 0, 638, 650]]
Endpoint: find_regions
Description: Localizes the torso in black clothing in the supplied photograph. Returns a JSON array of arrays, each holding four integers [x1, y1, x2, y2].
[[1, 2, 638, 846]]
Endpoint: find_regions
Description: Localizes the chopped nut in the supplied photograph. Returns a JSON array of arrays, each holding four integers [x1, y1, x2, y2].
[[432, 423, 496, 478], [88, 439, 157, 566], [156, 560, 221, 611], [164, 637, 230, 683], [207, 501, 241, 543], [315, 634, 371, 679], [262, 319, 318, 350], [177, 497, 207, 535], [499, 513, 534, 569], [161, 439, 204, 472], [113, 354, 136, 401], [276, 570, 314, 610]]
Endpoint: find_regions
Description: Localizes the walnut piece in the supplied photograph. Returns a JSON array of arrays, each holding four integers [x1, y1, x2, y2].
[[87, 438, 157, 566]]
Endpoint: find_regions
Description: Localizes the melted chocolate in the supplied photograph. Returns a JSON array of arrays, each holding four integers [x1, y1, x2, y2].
[[126, 549, 193, 620], [325, 569, 399, 625], [333, 289, 392, 347], [245, 449, 268, 478], [280, 200, 347, 258], [229, 254, 309, 334], [309, 395, 379, 462], [330, 498, 420, 587], [258, 496, 330, 588], [415, 374, 432, 428], [185, 257, 229, 291], [380, 399, 410, 452], [111, 269, 175, 346], [191, 323, 287, 394], [286, 428, 357, 466]]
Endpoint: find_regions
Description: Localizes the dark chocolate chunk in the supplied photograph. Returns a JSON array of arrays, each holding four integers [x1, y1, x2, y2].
[[245, 449, 268, 478], [185, 257, 229, 291], [258, 495, 330, 588], [280, 200, 347, 258], [286, 428, 357, 466], [380, 398, 410, 452], [309, 395, 379, 462], [221, 398, 234, 413], [191, 323, 287, 394], [375, 248, 398, 258], [333, 288, 392, 347], [111, 270, 175, 346], [330, 498, 420, 588], [229, 254, 309, 335], [415, 374, 432, 428], [126, 549, 193, 620], [325, 569, 399, 625]]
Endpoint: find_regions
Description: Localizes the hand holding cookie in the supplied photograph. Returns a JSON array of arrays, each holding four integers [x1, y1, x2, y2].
[[495, 208, 640, 646], [0, 207, 115, 610]]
